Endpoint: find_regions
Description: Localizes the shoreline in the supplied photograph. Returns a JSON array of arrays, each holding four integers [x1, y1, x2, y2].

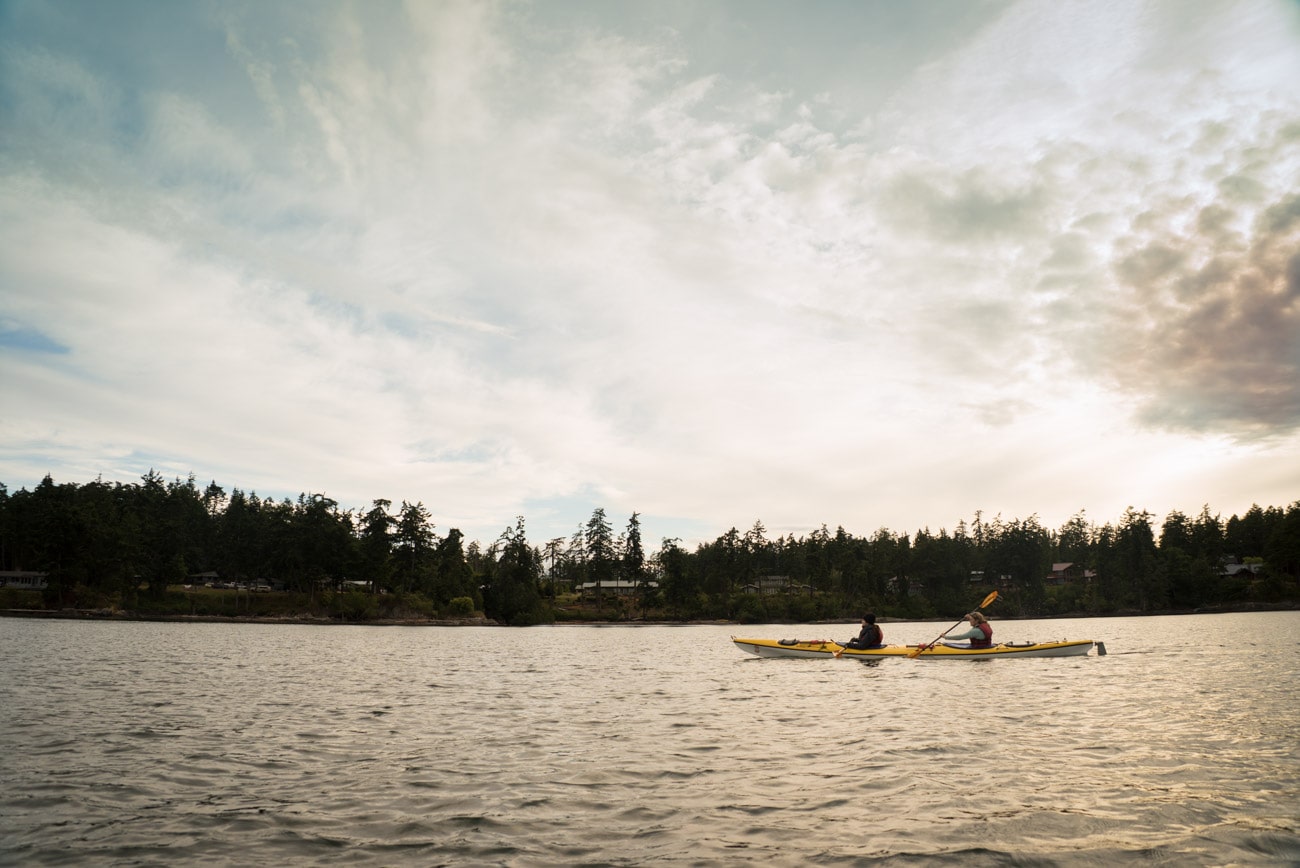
[[0, 608, 500, 627], [3, 602, 1295, 627]]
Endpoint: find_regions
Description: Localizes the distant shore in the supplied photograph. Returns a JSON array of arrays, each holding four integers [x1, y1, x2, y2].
[[3, 602, 1295, 627], [0, 607, 500, 627]]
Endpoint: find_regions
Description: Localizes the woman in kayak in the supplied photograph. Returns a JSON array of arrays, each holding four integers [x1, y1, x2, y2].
[[944, 611, 993, 648], [843, 613, 884, 649]]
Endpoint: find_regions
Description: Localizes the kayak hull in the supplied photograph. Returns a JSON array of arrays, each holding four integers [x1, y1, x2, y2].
[[732, 637, 1098, 659]]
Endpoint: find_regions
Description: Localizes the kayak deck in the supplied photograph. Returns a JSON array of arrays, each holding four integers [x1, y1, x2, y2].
[[732, 636, 1099, 659]]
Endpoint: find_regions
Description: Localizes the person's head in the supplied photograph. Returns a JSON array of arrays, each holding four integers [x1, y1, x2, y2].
[[967, 611, 988, 626], [862, 612, 876, 625]]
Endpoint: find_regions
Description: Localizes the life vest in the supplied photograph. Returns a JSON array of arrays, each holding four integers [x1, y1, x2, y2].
[[868, 624, 883, 646], [970, 622, 993, 648]]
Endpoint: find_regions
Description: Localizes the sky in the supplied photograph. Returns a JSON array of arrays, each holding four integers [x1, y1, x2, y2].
[[2, 0, 1299, 550]]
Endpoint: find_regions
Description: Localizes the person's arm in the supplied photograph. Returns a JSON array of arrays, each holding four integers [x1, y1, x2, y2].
[[944, 626, 980, 640]]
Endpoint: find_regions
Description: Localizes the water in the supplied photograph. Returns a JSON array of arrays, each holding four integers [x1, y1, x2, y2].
[[1, 612, 1297, 866]]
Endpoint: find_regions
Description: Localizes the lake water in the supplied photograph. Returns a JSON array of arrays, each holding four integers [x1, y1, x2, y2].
[[1, 611, 1297, 866]]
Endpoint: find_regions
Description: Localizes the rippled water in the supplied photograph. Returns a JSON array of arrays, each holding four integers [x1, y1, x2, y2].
[[1, 612, 1297, 866]]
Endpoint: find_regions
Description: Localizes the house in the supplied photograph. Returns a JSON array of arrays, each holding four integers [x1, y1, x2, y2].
[[741, 575, 798, 595], [1047, 563, 1080, 585], [578, 580, 658, 598], [888, 575, 925, 597], [0, 571, 48, 590], [1046, 563, 1097, 586]]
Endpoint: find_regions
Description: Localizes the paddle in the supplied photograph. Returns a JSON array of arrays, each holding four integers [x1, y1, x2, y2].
[[908, 590, 998, 658]]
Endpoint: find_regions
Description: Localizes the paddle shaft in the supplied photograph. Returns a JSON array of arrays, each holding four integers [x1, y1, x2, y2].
[[909, 590, 998, 658]]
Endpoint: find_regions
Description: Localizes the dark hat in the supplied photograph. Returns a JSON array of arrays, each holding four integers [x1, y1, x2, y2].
[[863, 612, 876, 624]]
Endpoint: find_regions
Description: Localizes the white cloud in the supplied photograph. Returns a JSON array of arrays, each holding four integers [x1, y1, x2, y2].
[[2, 0, 1298, 547]]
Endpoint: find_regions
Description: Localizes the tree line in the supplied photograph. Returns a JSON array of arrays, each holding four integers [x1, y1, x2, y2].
[[1, 473, 1297, 625]]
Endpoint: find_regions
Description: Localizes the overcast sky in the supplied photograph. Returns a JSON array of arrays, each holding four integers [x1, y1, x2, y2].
[[2, 0, 1298, 549]]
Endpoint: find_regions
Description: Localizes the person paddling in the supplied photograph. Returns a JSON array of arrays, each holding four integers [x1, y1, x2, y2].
[[943, 611, 993, 648], [842, 613, 884, 649]]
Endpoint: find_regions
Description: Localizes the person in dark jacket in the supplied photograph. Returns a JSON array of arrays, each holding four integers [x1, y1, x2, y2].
[[843, 613, 884, 649]]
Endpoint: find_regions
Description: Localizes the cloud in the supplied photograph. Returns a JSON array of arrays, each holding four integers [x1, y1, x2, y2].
[[1108, 190, 1300, 437], [1071, 108, 1300, 440], [884, 169, 1049, 242], [3, 0, 1299, 546], [840, 0, 1300, 442]]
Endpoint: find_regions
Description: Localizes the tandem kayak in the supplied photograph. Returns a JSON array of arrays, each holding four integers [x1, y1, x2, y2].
[[732, 636, 1103, 659]]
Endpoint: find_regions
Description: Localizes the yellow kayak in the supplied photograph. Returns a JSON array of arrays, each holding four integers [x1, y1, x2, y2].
[[732, 636, 1102, 659]]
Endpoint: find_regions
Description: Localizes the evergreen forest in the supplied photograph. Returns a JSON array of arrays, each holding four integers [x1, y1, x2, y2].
[[2, 473, 1297, 625]]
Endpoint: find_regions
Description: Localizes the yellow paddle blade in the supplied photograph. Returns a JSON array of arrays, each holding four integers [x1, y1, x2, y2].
[[980, 590, 998, 608]]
